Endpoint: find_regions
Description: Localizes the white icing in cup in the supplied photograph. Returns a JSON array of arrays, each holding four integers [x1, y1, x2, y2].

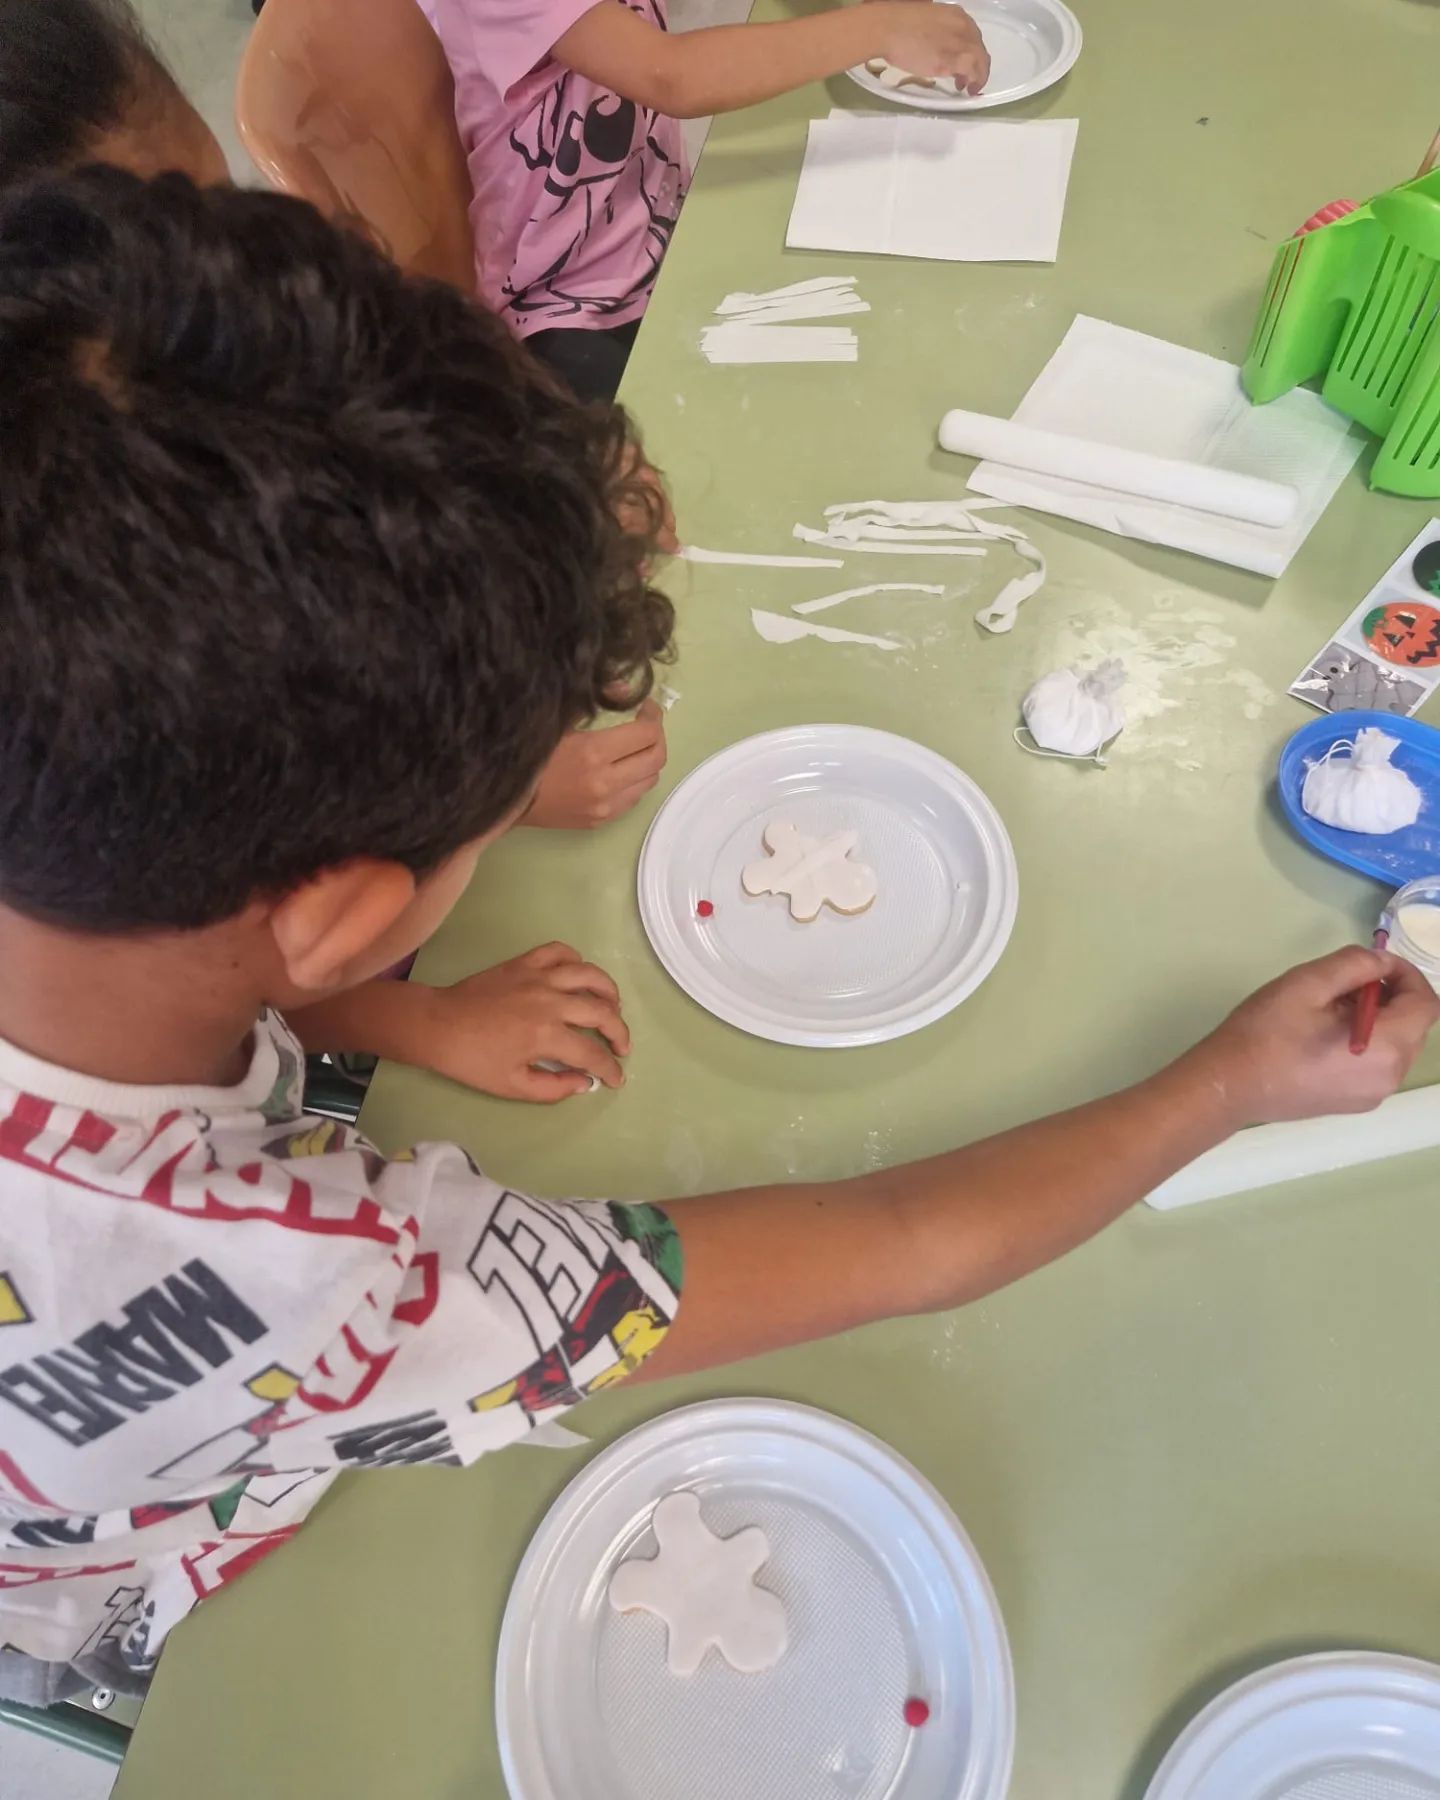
[[1387, 877, 1440, 992]]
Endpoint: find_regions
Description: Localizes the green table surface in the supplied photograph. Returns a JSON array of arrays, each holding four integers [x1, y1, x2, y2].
[[117, 0, 1440, 1794]]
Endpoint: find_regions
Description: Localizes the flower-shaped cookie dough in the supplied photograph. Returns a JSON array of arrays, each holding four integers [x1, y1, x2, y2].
[[607, 1490, 788, 1676], [741, 820, 877, 923]]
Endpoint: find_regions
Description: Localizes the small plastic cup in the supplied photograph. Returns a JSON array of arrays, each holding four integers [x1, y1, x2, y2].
[[1386, 876, 1440, 989]]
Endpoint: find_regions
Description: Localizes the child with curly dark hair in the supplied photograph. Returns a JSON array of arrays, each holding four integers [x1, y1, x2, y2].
[[0, 0, 674, 838], [0, 167, 1430, 1709], [0, 0, 228, 188]]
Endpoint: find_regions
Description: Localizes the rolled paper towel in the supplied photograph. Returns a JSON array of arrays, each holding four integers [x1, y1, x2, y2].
[[1146, 1084, 1440, 1210], [937, 408, 1301, 529]]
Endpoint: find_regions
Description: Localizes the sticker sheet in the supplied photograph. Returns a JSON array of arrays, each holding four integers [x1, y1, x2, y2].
[[1291, 520, 1440, 717]]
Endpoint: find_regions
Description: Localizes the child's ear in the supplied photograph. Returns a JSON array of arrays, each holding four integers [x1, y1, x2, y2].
[[268, 860, 418, 991]]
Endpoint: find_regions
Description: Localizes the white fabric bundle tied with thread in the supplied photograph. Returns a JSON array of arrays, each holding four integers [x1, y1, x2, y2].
[[1020, 658, 1126, 759], [1300, 728, 1422, 835]]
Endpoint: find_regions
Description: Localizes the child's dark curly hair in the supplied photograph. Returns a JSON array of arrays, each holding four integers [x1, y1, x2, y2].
[[0, 0, 181, 188], [0, 166, 676, 932]]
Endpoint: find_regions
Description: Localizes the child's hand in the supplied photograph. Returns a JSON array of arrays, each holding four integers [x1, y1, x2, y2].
[[1187, 947, 1439, 1126], [874, 1, 989, 92], [527, 701, 668, 830], [425, 944, 631, 1101]]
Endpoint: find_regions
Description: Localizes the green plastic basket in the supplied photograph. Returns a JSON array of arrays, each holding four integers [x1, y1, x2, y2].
[[1242, 168, 1440, 497]]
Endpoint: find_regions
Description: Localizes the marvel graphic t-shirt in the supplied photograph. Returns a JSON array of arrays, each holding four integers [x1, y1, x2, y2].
[[0, 1012, 680, 1680], [422, 0, 689, 333]]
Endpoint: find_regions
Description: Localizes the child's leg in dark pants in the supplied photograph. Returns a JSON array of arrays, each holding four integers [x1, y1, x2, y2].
[[527, 321, 641, 404]]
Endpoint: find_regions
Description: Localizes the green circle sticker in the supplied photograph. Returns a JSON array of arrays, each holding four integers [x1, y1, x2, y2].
[[1413, 539, 1440, 599]]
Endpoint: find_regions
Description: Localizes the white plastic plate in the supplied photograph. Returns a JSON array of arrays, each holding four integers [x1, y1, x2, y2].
[[637, 724, 1018, 1047], [496, 1399, 1015, 1800], [846, 0, 1083, 112], [1145, 1653, 1440, 1800]]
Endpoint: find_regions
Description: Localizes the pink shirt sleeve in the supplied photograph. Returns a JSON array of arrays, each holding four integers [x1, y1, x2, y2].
[[419, 0, 687, 334], [422, 0, 616, 99]]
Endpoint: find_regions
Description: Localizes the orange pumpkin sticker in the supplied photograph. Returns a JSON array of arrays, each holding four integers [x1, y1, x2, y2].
[[1362, 601, 1440, 668]]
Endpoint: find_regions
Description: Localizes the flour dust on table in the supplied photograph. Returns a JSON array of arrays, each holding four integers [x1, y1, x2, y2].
[[741, 821, 879, 923], [608, 1490, 788, 1677]]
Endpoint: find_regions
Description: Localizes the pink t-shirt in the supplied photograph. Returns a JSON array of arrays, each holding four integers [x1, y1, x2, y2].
[[421, 0, 689, 336]]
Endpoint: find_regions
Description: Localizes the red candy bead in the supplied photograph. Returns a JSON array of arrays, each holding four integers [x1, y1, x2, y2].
[[696, 900, 714, 918], [903, 1697, 930, 1728]]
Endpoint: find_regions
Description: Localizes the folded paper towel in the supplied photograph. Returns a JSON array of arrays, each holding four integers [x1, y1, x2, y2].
[[943, 316, 1364, 577]]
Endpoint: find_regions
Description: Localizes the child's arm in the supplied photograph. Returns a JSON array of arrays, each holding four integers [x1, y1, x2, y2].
[[635, 948, 1438, 1379], [257, 950, 1431, 1487], [555, 1, 990, 119], [286, 942, 630, 1100]]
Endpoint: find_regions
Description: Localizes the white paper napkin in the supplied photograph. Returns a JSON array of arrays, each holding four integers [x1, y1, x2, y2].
[[964, 315, 1366, 576], [786, 113, 1078, 263]]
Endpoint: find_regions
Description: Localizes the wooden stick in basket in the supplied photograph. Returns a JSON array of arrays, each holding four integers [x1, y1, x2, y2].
[[1418, 125, 1440, 179]]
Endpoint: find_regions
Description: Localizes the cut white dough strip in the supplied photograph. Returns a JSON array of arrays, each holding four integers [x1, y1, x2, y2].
[[822, 523, 994, 543], [1146, 1084, 1440, 1211], [716, 276, 858, 312], [736, 295, 869, 316], [708, 304, 865, 328], [751, 608, 901, 650], [822, 502, 1025, 546], [702, 324, 858, 344], [808, 539, 989, 550], [937, 408, 1301, 528], [975, 540, 1046, 635], [681, 545, 844, 569], [794, 525, 984, 556], [826, 517, 1015, 543], [793, 581, 943, 615], [607, 1490, 787, 1677], [795, 499, 1047, 631], [713, 297, 869, 324], [825, 498, 1017, 520], [742, 820, 878, 922], [824, 502, 1031, 545], [718, 276, 859, 309]]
